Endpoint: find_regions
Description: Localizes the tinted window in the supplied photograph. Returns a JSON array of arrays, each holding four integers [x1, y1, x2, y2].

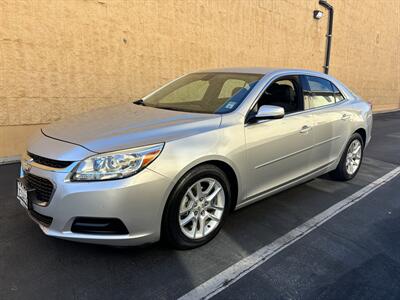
[[304, 76, 335, 109]]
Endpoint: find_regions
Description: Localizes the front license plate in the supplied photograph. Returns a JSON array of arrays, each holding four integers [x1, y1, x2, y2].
[[17, 180, 28, 209]]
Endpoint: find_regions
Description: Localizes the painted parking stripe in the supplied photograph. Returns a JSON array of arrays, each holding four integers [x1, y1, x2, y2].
[[179, 166, 400, 300]]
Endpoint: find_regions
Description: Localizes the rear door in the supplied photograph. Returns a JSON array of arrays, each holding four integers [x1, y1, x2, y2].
[[301, 75, 352, 171]]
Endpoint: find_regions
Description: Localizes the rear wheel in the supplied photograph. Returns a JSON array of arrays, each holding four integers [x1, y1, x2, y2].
[[331, 133, 364, 181], [162, 164, 231, 249]]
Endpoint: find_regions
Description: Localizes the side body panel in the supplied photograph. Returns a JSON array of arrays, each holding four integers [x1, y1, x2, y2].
[[243, 113, 314, 201], [308, 101, 353, 170]]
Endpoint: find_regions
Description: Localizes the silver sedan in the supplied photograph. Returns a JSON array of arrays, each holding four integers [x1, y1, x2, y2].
[[17, 68, 372, 249]]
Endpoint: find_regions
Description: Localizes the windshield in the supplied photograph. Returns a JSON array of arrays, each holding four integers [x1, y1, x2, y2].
[[143, 72, 263, 114]]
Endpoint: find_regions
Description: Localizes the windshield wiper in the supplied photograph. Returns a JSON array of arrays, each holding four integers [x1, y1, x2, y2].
[[133, 99, 146, 106]]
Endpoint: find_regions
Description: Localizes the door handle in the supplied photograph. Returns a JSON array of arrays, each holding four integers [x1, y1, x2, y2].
[[299, 125, 311, 134], [341, 114, 350, 120]]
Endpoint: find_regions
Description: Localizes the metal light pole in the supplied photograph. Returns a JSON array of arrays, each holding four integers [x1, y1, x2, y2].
[[316, 0, 334, 74]]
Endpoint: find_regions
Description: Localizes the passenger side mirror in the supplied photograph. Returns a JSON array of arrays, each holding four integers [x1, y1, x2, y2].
[[255, 105, 285, 120]]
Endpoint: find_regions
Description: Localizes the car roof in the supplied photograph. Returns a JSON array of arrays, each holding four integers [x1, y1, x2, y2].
[[198, 67, 326, 76]]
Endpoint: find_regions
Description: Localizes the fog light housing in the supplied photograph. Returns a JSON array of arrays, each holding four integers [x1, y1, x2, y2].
[[71, 217, 129, 235]]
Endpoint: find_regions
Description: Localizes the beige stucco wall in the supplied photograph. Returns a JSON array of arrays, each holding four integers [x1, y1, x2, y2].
[[0, 0, 399, 158]]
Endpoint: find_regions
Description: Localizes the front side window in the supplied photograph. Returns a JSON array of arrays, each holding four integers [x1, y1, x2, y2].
[[304, 76, 335, 109], [143, 73, 263, 114], [250, 77, 302, 115]]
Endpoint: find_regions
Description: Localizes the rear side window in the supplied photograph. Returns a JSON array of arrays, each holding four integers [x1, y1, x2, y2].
[[303, 76, 344, 109], [332, 84, 345, 102]]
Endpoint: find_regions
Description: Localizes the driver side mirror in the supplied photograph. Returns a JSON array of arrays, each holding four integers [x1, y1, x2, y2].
[[254, 105, 285, 120]]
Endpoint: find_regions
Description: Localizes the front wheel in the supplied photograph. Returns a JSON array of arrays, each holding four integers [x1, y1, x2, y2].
[[162, 164, 231, 249], [331, 133, 364, 181]]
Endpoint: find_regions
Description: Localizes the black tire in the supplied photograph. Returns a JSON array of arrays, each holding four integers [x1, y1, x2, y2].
[[330, 133, 364, 181], [162, 164, 231, 250]]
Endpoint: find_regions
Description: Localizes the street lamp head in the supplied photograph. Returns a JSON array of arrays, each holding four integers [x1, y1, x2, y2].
[[313, 10, 324, 19]]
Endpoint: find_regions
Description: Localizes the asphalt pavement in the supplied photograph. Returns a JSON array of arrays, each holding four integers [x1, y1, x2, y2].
[[0, 111, 399, 300]]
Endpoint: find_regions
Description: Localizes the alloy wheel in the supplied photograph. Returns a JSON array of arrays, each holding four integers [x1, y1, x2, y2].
[[346, 139, 362, 175], [178, 178, 225, 239]]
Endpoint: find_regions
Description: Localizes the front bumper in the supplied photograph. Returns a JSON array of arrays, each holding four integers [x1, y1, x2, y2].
[[20, 162, 172, 246]]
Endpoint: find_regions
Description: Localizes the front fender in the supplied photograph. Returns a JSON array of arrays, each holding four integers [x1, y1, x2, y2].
[[148, 125, 246, 221]]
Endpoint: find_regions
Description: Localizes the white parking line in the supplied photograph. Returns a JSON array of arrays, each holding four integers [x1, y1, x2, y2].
[[179, 166, 400, 300]]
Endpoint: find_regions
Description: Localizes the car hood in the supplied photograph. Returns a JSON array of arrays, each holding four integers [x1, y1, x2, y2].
[[42, 103, 222, 153]]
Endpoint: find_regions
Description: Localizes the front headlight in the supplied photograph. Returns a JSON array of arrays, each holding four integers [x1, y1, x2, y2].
[[71, 143, 164, 181]]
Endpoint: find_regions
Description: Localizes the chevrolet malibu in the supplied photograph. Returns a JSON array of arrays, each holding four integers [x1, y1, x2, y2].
[[17, 68, 372, 249]]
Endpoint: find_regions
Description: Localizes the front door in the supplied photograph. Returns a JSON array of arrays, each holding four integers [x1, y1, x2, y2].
[[244, 76, 314, 201]]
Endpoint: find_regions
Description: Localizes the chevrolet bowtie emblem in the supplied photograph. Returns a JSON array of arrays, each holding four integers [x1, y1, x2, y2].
[[22, 158, 34, 172]]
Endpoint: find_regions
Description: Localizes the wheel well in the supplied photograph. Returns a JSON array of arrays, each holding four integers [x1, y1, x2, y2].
[[354, 128, 366, 145], [160, 159, 239, 239], [198, 160, 239, 211]]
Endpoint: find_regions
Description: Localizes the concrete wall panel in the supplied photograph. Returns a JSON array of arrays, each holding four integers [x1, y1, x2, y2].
[[0, 0, 399, 157]]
